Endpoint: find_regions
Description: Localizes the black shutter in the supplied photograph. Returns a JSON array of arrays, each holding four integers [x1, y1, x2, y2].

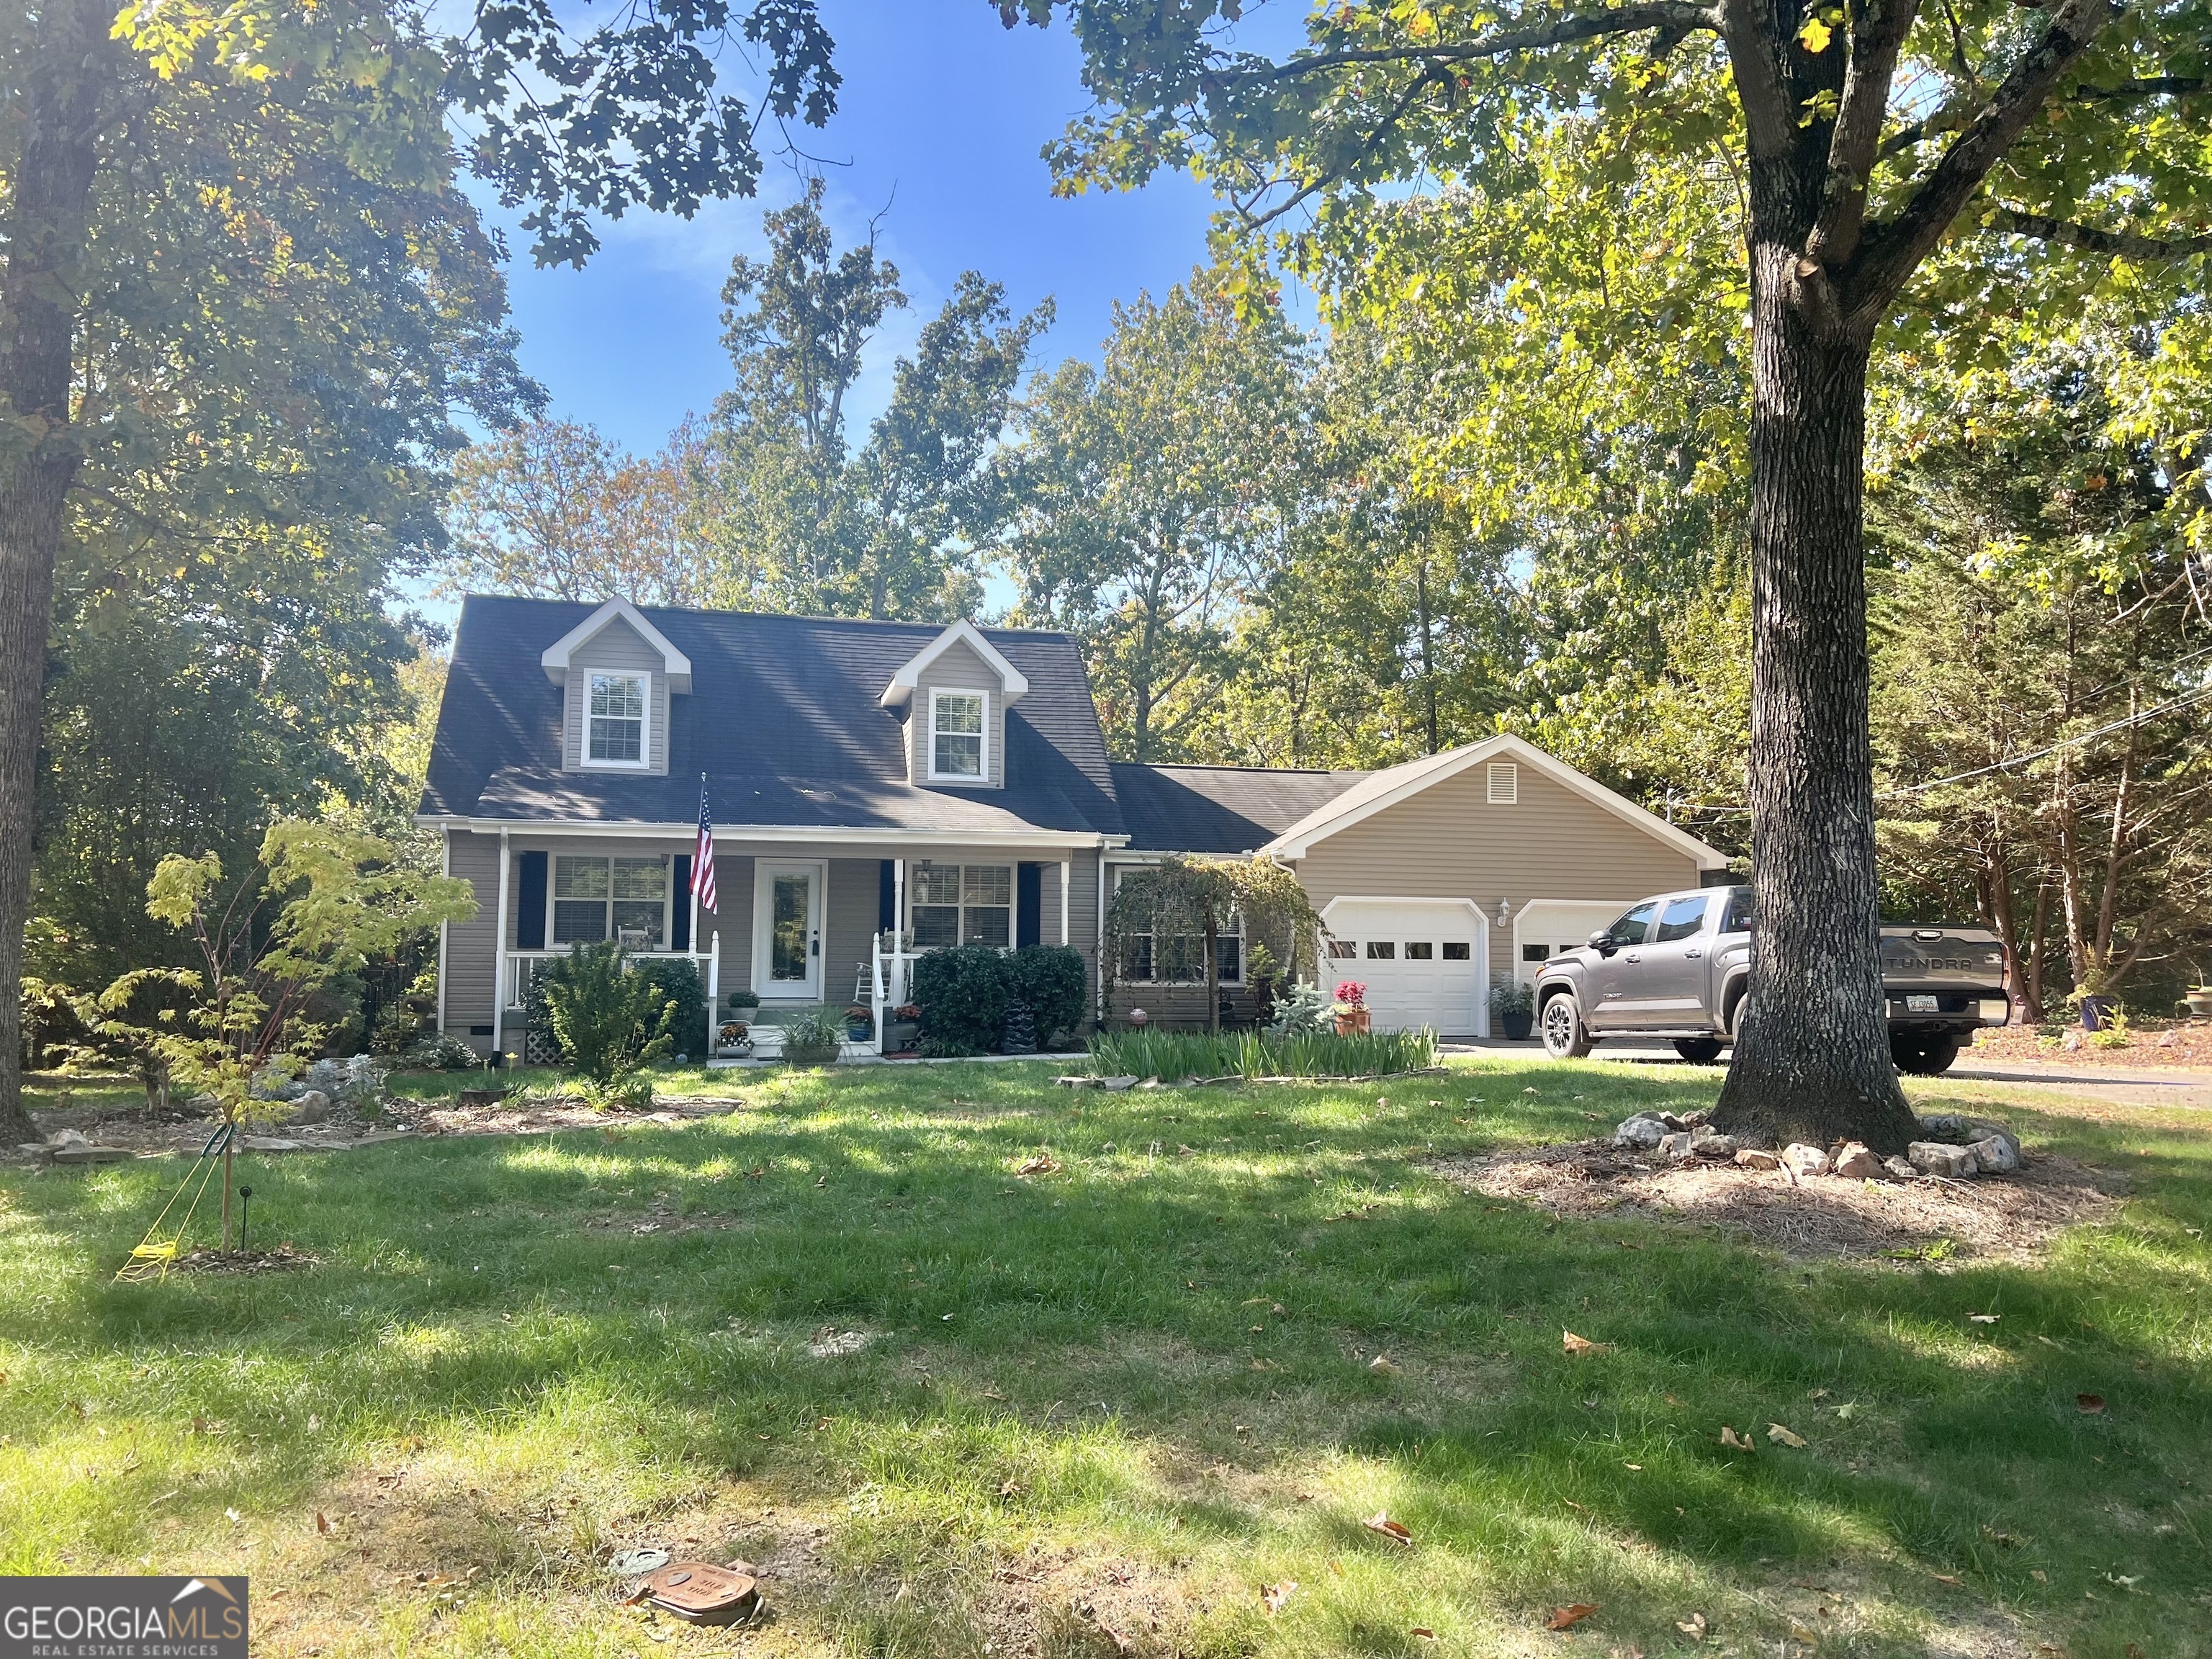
[[1016, 862, 1042, 948], [515, 851, 548, 949], [879, 860, 896, 932], [671, 855, 693, 950]]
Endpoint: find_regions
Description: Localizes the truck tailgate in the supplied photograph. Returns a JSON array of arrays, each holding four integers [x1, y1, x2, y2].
[[1879, 927, 2006, 992]]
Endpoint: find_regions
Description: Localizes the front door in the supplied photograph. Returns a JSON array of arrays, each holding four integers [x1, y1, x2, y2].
[[755, 861, 824, 1001]]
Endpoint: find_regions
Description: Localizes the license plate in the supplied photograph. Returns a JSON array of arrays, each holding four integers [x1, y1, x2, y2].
[[1905, 994, 1938, 1013]]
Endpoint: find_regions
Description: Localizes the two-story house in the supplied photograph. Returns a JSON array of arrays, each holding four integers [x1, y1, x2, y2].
[[421, 595, 1725, 1055]]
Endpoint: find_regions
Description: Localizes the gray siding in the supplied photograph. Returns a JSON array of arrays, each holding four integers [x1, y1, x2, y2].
[[443, 830, 501, 1046], [701, 855, 755, 1004], [562, 617, 670, 775], [826, 859, 882, 1009], [1291, 761, 1701, 987], [907, 638, 1007, 789]]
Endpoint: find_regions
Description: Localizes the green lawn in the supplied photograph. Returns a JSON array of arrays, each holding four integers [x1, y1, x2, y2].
[[3, 1058, 2208, 1657]]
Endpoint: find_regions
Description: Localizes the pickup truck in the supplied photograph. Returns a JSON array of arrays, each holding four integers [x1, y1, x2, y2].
[[1532, 884, 2010, 1074]]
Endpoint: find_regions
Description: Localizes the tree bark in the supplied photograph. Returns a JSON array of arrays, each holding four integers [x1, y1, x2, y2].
[[0, 0, 113, 1144], [1712, 203, 1921, 1155]]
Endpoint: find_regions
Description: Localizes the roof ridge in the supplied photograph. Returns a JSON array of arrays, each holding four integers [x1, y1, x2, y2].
[[457, 593, 1074, 641], [1120, 761, 1365, 778]]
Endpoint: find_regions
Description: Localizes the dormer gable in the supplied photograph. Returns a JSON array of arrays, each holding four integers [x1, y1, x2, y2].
[[541, 599, 689, 775], [880, 621, 1026, 791]]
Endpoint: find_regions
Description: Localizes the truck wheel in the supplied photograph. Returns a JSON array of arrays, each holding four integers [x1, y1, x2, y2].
[[1540, 992, 1593, 1059], [1673, 1038, 1724, 1065], [1891, 1035, 1960, 1076]]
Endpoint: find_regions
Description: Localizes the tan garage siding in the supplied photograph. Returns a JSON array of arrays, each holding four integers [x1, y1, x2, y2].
[[1291, 761, 1702, 985], [443, 830, 500, 1045]]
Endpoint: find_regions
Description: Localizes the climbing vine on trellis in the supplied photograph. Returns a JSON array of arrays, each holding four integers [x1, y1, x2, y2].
[[1102, 855, 1326, 1032]]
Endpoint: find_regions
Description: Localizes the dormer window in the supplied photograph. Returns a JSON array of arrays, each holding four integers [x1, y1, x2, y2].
[[587, 672, 648, 767], [930, 688, 987, 781]]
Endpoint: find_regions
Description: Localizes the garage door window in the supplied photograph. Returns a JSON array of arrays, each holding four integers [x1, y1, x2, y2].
[[1365, 940, 1395, 960], [1328, 940, 1356, 958], [1405, 942, 1433, 960], [1443, 942, 1471, 960]]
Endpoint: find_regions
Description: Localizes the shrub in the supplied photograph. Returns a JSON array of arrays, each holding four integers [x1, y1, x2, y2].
[[399, 1033, 480, 1071], [1267, 980, 1332, 1037], [1489, 979, 1534, 1017], [633, 957, 707, 1058], [912, 944, 1012, 1056], [1087, 1026, 1437, 1080], [537, 941, 676, 1084], [1008, 945, 1087, 1046], [781, 1004, 846, 1064]]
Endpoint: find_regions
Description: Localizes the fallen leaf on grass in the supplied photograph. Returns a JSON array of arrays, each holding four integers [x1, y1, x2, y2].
[[1834, 1403, 1863, 1421], [1563, 1331, 1613, 1356], [1790, 1623, 1819, 1642], [1676, 1613, 1709, 1638], [1968, 1313, 2000, 1323], [2077, 1393, 2107, 1413], [1362, 1511, 1414, 1547], [224, 1507, 241, 1524], [1261, 1581, 1298, 1614], [1544, 1602, 1599, 1630], [313, 1511, 336, 1534], [1719, 1426, 1757, 1451], [1411, 1627, 1437, 1640], [1930, 1573, 1962, 1586], [1766, 1423, 1808, 1448], [1368, 1355, 1401, 1375], [1623, 1462, 1642, 1471], [1012, 1153, 1060, 1177]]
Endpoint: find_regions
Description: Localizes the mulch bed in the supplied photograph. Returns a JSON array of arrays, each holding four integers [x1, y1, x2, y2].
[[1434, 1138, 2128, 1262], [1970, 1019, 2212, 1071]]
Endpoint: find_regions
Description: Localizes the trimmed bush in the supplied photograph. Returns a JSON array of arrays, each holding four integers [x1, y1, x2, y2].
[[634, 957, 707, 1057], [537, 941, 677, 1084], [912, 945, 1012, 1057], [1007, 945, 1087, 1046], [1087, 1025, 1437, 1081]]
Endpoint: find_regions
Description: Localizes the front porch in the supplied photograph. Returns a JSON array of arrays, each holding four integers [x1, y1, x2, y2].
[[472, 830, 1105, 1062]]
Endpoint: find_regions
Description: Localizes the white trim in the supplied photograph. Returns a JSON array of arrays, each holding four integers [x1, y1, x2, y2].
[[1487, 760, 1517, 804], [580, 669, 653, 771], [878, 619, 1029, 709], [418, 816, 1123, 851], [1317, 895, 1492, 1038], [1059, 858, 1071, 947], [752, 858, 828, 1002], [436, 829, 451, 1034], [926, 685, 992, 785], [492, 829, 511, 1056], [544, 849, 677, 951], [539, 598, 693, 691], [1261, 734, 1727, 868]]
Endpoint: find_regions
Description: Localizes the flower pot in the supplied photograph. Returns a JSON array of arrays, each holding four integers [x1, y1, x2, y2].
[[2187, 989, 2212, 1019], [2078, 994, 2113, 1031], [1334, 1008, 1370, 1035], [1500, 1008, 1534, 1041]]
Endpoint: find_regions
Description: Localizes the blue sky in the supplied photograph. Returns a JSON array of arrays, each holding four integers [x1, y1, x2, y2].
[[484, 1, 1248, 459]]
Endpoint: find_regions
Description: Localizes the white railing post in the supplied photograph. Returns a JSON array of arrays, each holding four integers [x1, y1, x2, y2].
[[706, 930, 720, 1058], [871, 930, 888, 1055]]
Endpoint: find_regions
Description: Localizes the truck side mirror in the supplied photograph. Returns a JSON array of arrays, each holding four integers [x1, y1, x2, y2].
[[1588, 930, 1614, 954]]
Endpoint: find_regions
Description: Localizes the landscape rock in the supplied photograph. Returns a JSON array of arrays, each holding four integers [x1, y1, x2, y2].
[[1614, 1115, 1669, 1150], [1917, 1112, 1974, 1142], [1783, 1143, 1830, 1177], [52, 1143, 132, 1164], [242, 1136, 305, 1153], [1688, 1130, 1737, 1159], [45, 1128, 91, 1149], [1098, 1076, 1138, 1092], [1909, 1141, 1979, 1178], [1830, 1142, 1884, 1179], [288, 1089, 332, 1124], [1734, 1148, 1781, 1170], [1968, 1133, 2020, 1174], [1658, 1130, 1697, 1161], [1678, 1108, 1714, 1128], [1883, 1155, 1920, 1180]]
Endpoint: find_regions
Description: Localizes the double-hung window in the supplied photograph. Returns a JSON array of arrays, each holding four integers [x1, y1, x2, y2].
[[586, 672, 648, 766], [1117, 880, 1243, 984], [909, 862, 1012, 949], [552, 855, 667, 947], [929, 688, 986, 781]]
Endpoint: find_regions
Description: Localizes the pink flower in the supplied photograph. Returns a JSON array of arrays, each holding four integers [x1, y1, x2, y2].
[[1336, 981, 1367, 1007]]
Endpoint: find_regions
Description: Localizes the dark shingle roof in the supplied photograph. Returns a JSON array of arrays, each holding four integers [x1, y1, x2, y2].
[[423, 596, 1125, 837], [1110, 763, 1367, 853]]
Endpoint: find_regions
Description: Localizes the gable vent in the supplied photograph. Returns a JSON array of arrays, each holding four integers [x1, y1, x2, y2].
[[1487, 761, 1518, 804]]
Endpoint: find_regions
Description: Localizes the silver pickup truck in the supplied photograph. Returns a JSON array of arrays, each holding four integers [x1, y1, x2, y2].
[[1533, 884, 2010, 1074]]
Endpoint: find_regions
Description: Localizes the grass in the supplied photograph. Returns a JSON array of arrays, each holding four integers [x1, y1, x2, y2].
[[4, 1056, 2210, 1657], [1087, 1027, 1441, 1080]]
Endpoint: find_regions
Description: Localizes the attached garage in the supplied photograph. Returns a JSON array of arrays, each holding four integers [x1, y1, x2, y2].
[[1320, 897, 1491, 1038], [1511, 899, 1632, 988]]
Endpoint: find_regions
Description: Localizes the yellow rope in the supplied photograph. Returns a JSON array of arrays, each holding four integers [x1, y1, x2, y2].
[[115, 1125, 231, 1283]]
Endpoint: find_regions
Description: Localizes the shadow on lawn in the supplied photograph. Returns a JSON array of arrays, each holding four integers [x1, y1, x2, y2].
[[3, 1061, 2207, 1653]]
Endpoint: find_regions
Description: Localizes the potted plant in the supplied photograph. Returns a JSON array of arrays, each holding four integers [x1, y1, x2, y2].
[[781, 1006, 845, 1066], [714, 1020, 753, 1059], [1490, 978, 1536, 1040], [2188, 987, 2212, 1019], [884, 1003, 922, 1056], [1334, 981, 1370, 1035], [2069, 974, 2116, 1031], [845, 1004, 875, 1043]]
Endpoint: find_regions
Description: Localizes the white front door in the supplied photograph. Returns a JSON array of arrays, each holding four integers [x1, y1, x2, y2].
[[1321, 899, 1488, 1037], [753, 860, 824, 1001]]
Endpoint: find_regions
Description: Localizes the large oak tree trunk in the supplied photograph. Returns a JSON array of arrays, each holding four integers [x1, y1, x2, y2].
[[1712, 217, 1921, 1156], [0, 0, 112, 1143]]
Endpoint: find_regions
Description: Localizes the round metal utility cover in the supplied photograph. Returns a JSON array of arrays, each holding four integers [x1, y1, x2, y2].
[[610, 1547, 671, 1577]]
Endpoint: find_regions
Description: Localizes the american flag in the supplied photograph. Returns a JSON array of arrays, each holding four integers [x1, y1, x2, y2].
[[692, 774, 718, 912]]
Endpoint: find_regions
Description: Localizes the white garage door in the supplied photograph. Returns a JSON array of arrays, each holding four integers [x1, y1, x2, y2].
[[1321, 899, 1489, 1038], [1511, 900, 1632, 987]]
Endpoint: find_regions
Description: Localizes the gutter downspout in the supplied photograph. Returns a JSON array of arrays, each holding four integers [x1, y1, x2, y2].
[[1095, 843, 1107, 1028], [437, 829, 451, 1034], [491, 827, 511, 1059]]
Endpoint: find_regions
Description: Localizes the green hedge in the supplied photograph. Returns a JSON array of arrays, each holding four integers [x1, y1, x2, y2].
[[1086, 1026, 1439, 1080], [911, 943, 1087, 1057]]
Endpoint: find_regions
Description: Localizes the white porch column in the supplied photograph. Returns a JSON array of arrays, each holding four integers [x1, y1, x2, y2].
[[436, 830, 451, 1033], [893, 858, 907, 1003], [490, 827, 511, 1058], [1059, 858, 1071, 946], [706, 930, 720, 1055], [1094, 847, 1107, 1024]]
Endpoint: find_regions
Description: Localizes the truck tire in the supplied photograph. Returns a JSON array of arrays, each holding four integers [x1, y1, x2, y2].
[[1891, 1034, 1960, 1076], [1673, 1038, 1724, 1065], [1539, 992, 1593, 1059]]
